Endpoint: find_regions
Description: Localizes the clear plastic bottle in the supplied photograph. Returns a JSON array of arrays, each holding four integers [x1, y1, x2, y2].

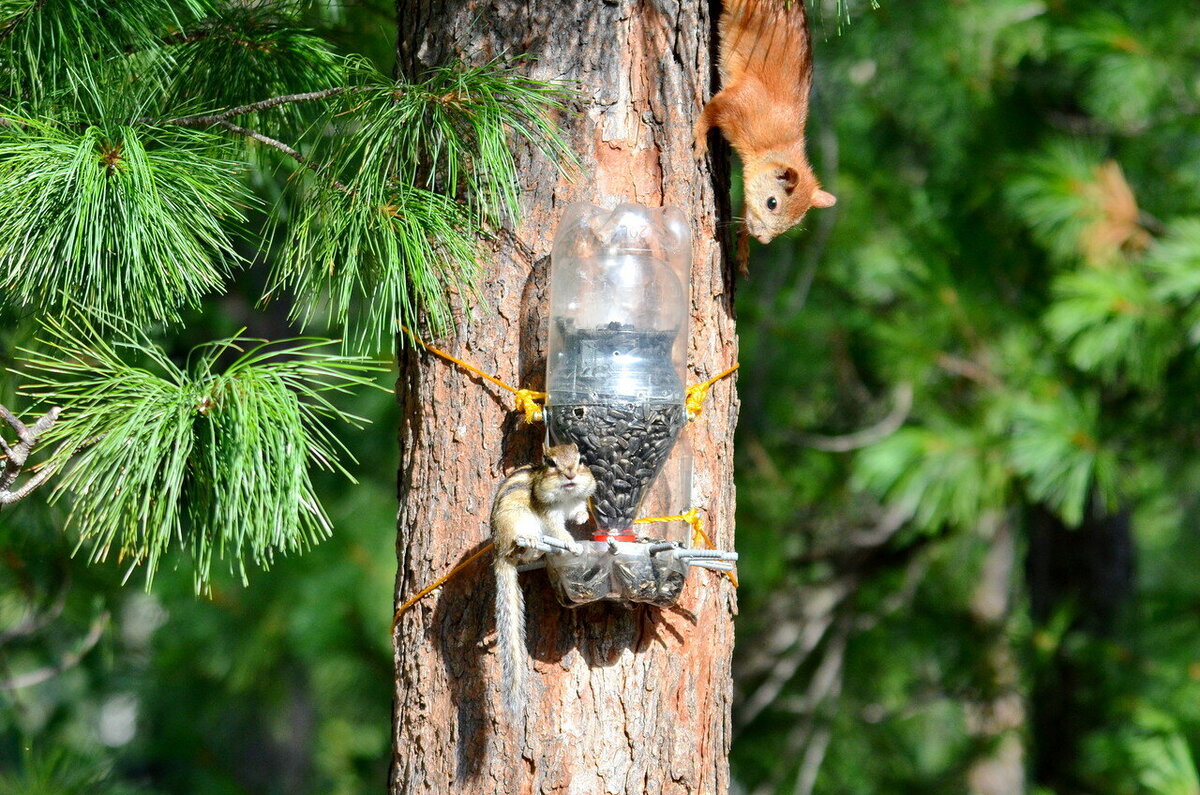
[[544, 202, 691, 542]]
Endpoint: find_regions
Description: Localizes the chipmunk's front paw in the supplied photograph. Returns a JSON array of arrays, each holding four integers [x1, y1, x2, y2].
[[571, 507, 589, 525], [513, 534, 540, 552]]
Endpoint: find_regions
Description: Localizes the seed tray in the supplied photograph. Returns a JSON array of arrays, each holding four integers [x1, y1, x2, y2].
[[544, 540, 690, 607]]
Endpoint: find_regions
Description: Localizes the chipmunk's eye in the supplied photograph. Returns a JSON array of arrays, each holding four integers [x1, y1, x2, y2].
[[766, 196, 778, 211]]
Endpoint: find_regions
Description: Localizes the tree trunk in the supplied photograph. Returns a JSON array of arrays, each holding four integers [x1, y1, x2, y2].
[[965, 514, 1026, 795], [391, 2, 738, 793], [1025, 501, 1134, 792]]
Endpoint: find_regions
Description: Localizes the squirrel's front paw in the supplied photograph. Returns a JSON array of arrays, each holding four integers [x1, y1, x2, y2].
[[693, 120, 711, 162]]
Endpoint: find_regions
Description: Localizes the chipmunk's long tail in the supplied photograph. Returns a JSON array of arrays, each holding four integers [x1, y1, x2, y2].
[[494, 557, 526, 719]]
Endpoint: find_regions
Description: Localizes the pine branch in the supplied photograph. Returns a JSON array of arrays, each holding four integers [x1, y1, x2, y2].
[[0, 610, 109, 691], [0, 121, 250, 325], [0, 402, 61, 505], [793, 383, 913, 452], [214, 118, 350, 192], [17, 319, 388, 591], [155, 86, 364, 127]]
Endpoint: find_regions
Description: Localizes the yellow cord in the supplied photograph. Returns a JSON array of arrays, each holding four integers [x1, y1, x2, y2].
[[514, 388, 546, 424], [392, 541, 495, 629], [403, 326, 735, 425], [634, 507, 738, 587], [402, 327, 545, 424], [685, 363, 740, 420]]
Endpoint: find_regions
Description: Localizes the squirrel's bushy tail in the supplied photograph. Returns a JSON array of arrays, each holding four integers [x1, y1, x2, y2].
[[494, 558, 526, 719], [719, 0, 811, 77]]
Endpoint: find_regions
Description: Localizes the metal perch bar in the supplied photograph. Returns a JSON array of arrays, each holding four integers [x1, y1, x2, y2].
[[516, 534, 583, 556], [676, 548, 739, 561], [684, 560, 736, 572]]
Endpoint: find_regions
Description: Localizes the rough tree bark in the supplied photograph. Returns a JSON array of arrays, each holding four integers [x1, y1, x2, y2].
[[391, 1, 738, 793]]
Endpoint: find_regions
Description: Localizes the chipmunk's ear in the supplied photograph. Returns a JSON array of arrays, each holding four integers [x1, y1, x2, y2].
[[811, 188, 837, 208], [775, 166, 799, 194]]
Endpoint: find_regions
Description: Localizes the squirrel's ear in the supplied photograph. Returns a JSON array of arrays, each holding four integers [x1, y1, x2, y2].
[[775, 166, 799, 193], [811, 188, 837, 208]]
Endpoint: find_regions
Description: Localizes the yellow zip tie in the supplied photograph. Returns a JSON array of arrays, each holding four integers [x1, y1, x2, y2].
[[686, 363, 740, 420], [392, 541, 494, 629], [402, 327, 546, 424], [634, 507, 738, 587]]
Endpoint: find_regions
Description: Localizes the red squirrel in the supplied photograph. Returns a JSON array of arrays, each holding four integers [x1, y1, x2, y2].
[[696, 0, 836, 253]]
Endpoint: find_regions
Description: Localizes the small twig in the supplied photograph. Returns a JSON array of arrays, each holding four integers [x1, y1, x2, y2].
[[792, 724, 833, 795], [121, 27, 221, 53], [0, 577, 69, 645], [0, 403, 62, 505], [215, 119, 351, 193], [792, 382, 913, 452], [846, 503, 910, 549], [0, 464, 56, 505], [936, 352, 1001, 388], [736, 578, 856, 729], [0, 610, 109, 691], [161, 86, 364, 128]]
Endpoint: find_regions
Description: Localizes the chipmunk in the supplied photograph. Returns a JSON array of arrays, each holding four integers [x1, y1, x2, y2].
[[491, 443, 596, 719], [695, 0, 836, 255]]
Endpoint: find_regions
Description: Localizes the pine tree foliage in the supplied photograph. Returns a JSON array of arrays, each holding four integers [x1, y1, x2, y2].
[[0, 0, 570, 588], [17, 318, 384, 591], [0, 8, 558, 781], [733, 0, 1200, 791], [0, 0, 571, 343], [267, 59, 573, 349], [0, 0, 207, 102], [159, 3, 345, 128], [0, 120, 249, 326]]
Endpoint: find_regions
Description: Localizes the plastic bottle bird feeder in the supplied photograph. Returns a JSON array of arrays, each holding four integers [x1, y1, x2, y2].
[[538, 202, 734, 607]]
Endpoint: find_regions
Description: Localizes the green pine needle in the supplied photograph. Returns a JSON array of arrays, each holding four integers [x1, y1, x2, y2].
[[272, 181, 480, 352], [342, 59, 575, 224], [0, 119, 251, 326], [852, 424, 1007, 530], [1044, 265, 1177, 387], [269, 59, 575, 351], [1006, 391, 1119, 526], [1147, 218, 1200, 343], [1006, 140, 1107, 266], [1054, 13, 1170, 131], [16, 317, 387, 592], [0, 0, 210, 104]]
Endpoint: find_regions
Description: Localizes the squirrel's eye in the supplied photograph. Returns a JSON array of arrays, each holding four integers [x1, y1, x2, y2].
[[766, 196, 778, 211]]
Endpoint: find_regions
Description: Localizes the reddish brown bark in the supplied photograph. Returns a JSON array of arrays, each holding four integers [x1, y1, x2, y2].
[[392, 2, 738, 792]]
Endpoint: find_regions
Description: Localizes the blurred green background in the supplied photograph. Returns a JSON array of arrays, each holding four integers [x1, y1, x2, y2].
[[3, 0, 1200, 792]]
